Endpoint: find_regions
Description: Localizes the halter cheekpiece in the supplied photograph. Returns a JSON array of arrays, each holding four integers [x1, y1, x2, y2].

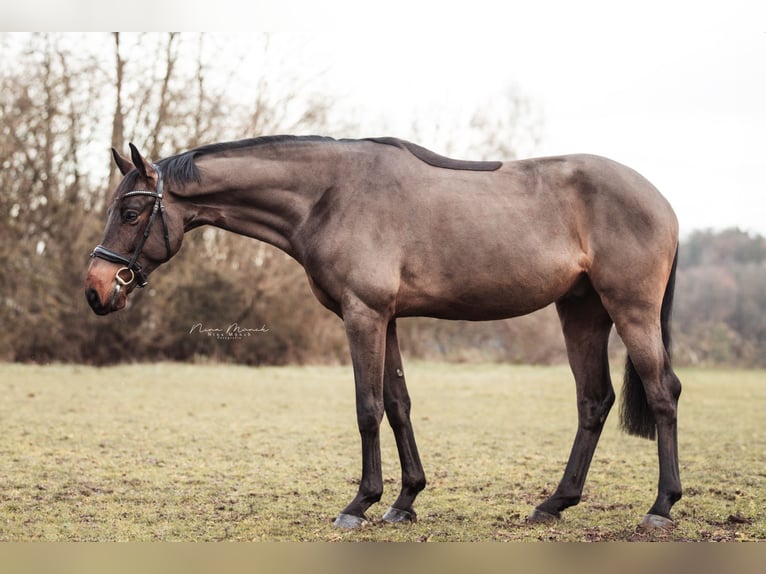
[[90, 164, 172, 287]]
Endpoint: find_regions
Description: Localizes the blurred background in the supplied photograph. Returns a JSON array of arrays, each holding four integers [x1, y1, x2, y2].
[[1, 30, 764, 367]]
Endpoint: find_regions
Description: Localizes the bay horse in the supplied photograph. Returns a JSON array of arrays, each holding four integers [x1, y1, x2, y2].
[[85, 136, 682, 530]]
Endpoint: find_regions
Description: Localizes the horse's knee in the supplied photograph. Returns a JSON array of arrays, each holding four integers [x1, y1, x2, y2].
[[356, 401, 384, 433], [385, 397, 411, 427]]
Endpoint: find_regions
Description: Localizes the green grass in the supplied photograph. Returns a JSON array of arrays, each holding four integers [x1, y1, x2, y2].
[[0, 362, 764, 541]]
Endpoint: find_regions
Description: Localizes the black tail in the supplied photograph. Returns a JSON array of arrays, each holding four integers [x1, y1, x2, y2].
[[619, 246, 678, 440]]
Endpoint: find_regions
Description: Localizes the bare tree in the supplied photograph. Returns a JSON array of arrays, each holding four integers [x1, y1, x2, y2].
[[109, 32, 126, 189], [0, 34, 107, 360]]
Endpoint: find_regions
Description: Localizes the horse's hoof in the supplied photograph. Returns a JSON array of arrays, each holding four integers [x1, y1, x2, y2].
[[527, 508, 560, 524], [640, 513, 674, 530], [382, 506, 417, 524], [333, 513, 368, 529]]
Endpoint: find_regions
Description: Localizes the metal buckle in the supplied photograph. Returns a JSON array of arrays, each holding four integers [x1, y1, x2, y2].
[[115, 266, 135, 286]]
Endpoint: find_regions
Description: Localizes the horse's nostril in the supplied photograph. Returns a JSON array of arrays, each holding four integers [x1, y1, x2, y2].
[[86, 287, 99, 306], [86, 287, 109, 315]]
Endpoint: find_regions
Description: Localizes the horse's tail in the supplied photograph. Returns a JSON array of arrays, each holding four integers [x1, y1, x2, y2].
[[619, 246, 678, 440]]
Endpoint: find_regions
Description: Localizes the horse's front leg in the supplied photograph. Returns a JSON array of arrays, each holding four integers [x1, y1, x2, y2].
[[381, 319, 426, 523], [333, 298, 388, 529]]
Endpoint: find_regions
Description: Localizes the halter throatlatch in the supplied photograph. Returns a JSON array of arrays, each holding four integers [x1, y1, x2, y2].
[[90, 165, 172, 288]]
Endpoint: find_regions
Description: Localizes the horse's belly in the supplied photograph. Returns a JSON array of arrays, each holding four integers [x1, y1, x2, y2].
[[395, 264, 581, 321]]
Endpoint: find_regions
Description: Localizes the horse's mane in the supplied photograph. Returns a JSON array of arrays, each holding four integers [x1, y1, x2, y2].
[[157, 135, 335, 187], [364, 137, 502, 172], [120, 135, 501, 191]]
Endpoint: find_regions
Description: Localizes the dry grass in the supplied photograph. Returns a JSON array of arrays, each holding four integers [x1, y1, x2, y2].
[[0, 362, 763, 541]]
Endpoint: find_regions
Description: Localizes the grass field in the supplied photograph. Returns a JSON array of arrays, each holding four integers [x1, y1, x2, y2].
[[0, 362, 764, 541]]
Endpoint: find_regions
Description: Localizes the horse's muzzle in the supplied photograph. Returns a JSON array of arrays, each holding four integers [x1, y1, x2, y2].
[[85, 260, 130, 315], [85, 285, 121, 315]]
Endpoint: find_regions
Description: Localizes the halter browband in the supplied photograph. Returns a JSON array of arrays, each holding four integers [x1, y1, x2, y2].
[[90, 165, 172, 288]]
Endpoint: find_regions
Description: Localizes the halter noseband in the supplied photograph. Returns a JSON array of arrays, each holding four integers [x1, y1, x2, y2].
[[90, 165, 172, 288]]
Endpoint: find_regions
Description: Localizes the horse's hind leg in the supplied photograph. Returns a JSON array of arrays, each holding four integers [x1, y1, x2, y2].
[[381, 320, 426, 523], [530, 283, 615, 522], [613, 312, 682, 528]]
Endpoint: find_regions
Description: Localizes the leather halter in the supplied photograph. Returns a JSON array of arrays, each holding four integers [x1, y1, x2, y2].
[[90, 165, 172, 288]]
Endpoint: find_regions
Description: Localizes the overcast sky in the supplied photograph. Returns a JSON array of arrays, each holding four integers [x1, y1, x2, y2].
[[4, 1, 765, 236]]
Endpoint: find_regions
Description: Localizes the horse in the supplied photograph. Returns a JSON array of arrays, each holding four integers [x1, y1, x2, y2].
[[85, 135, 682, 530]]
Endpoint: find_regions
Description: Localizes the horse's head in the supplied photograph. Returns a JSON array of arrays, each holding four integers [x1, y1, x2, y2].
[[85, 144, 184, 315]]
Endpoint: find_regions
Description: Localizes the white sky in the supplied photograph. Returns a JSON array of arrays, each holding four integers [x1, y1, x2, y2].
[[4, 0, 765, 236]]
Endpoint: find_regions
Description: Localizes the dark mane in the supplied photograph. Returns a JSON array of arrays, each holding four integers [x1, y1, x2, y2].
[[157, 135, 336, 187], [365, 137, 503, 172], [135, 134, 501, 190]]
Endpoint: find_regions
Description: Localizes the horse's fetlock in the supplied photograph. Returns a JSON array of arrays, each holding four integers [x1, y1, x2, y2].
[[364, 486, 384, 504], [563, 495, 581, 508], [406, 475, 427, 494]]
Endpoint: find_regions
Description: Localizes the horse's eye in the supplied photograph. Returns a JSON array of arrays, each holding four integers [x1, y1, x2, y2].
[[122, 210, 139, 223]]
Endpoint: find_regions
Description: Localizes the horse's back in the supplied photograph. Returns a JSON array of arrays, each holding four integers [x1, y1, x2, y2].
[[303, 146, 678, 320], [398, 153, 677, 318]]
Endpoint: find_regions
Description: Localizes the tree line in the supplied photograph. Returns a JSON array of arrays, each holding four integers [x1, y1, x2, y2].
[[1, 33, 763, 368]]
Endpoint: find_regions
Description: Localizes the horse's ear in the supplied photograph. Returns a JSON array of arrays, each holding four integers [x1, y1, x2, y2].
[[112, 148, 135, 176], [128, 143, 157, 182]]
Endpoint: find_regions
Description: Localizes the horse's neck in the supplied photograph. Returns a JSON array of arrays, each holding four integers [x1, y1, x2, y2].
[[180, 148, 336, 261]]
